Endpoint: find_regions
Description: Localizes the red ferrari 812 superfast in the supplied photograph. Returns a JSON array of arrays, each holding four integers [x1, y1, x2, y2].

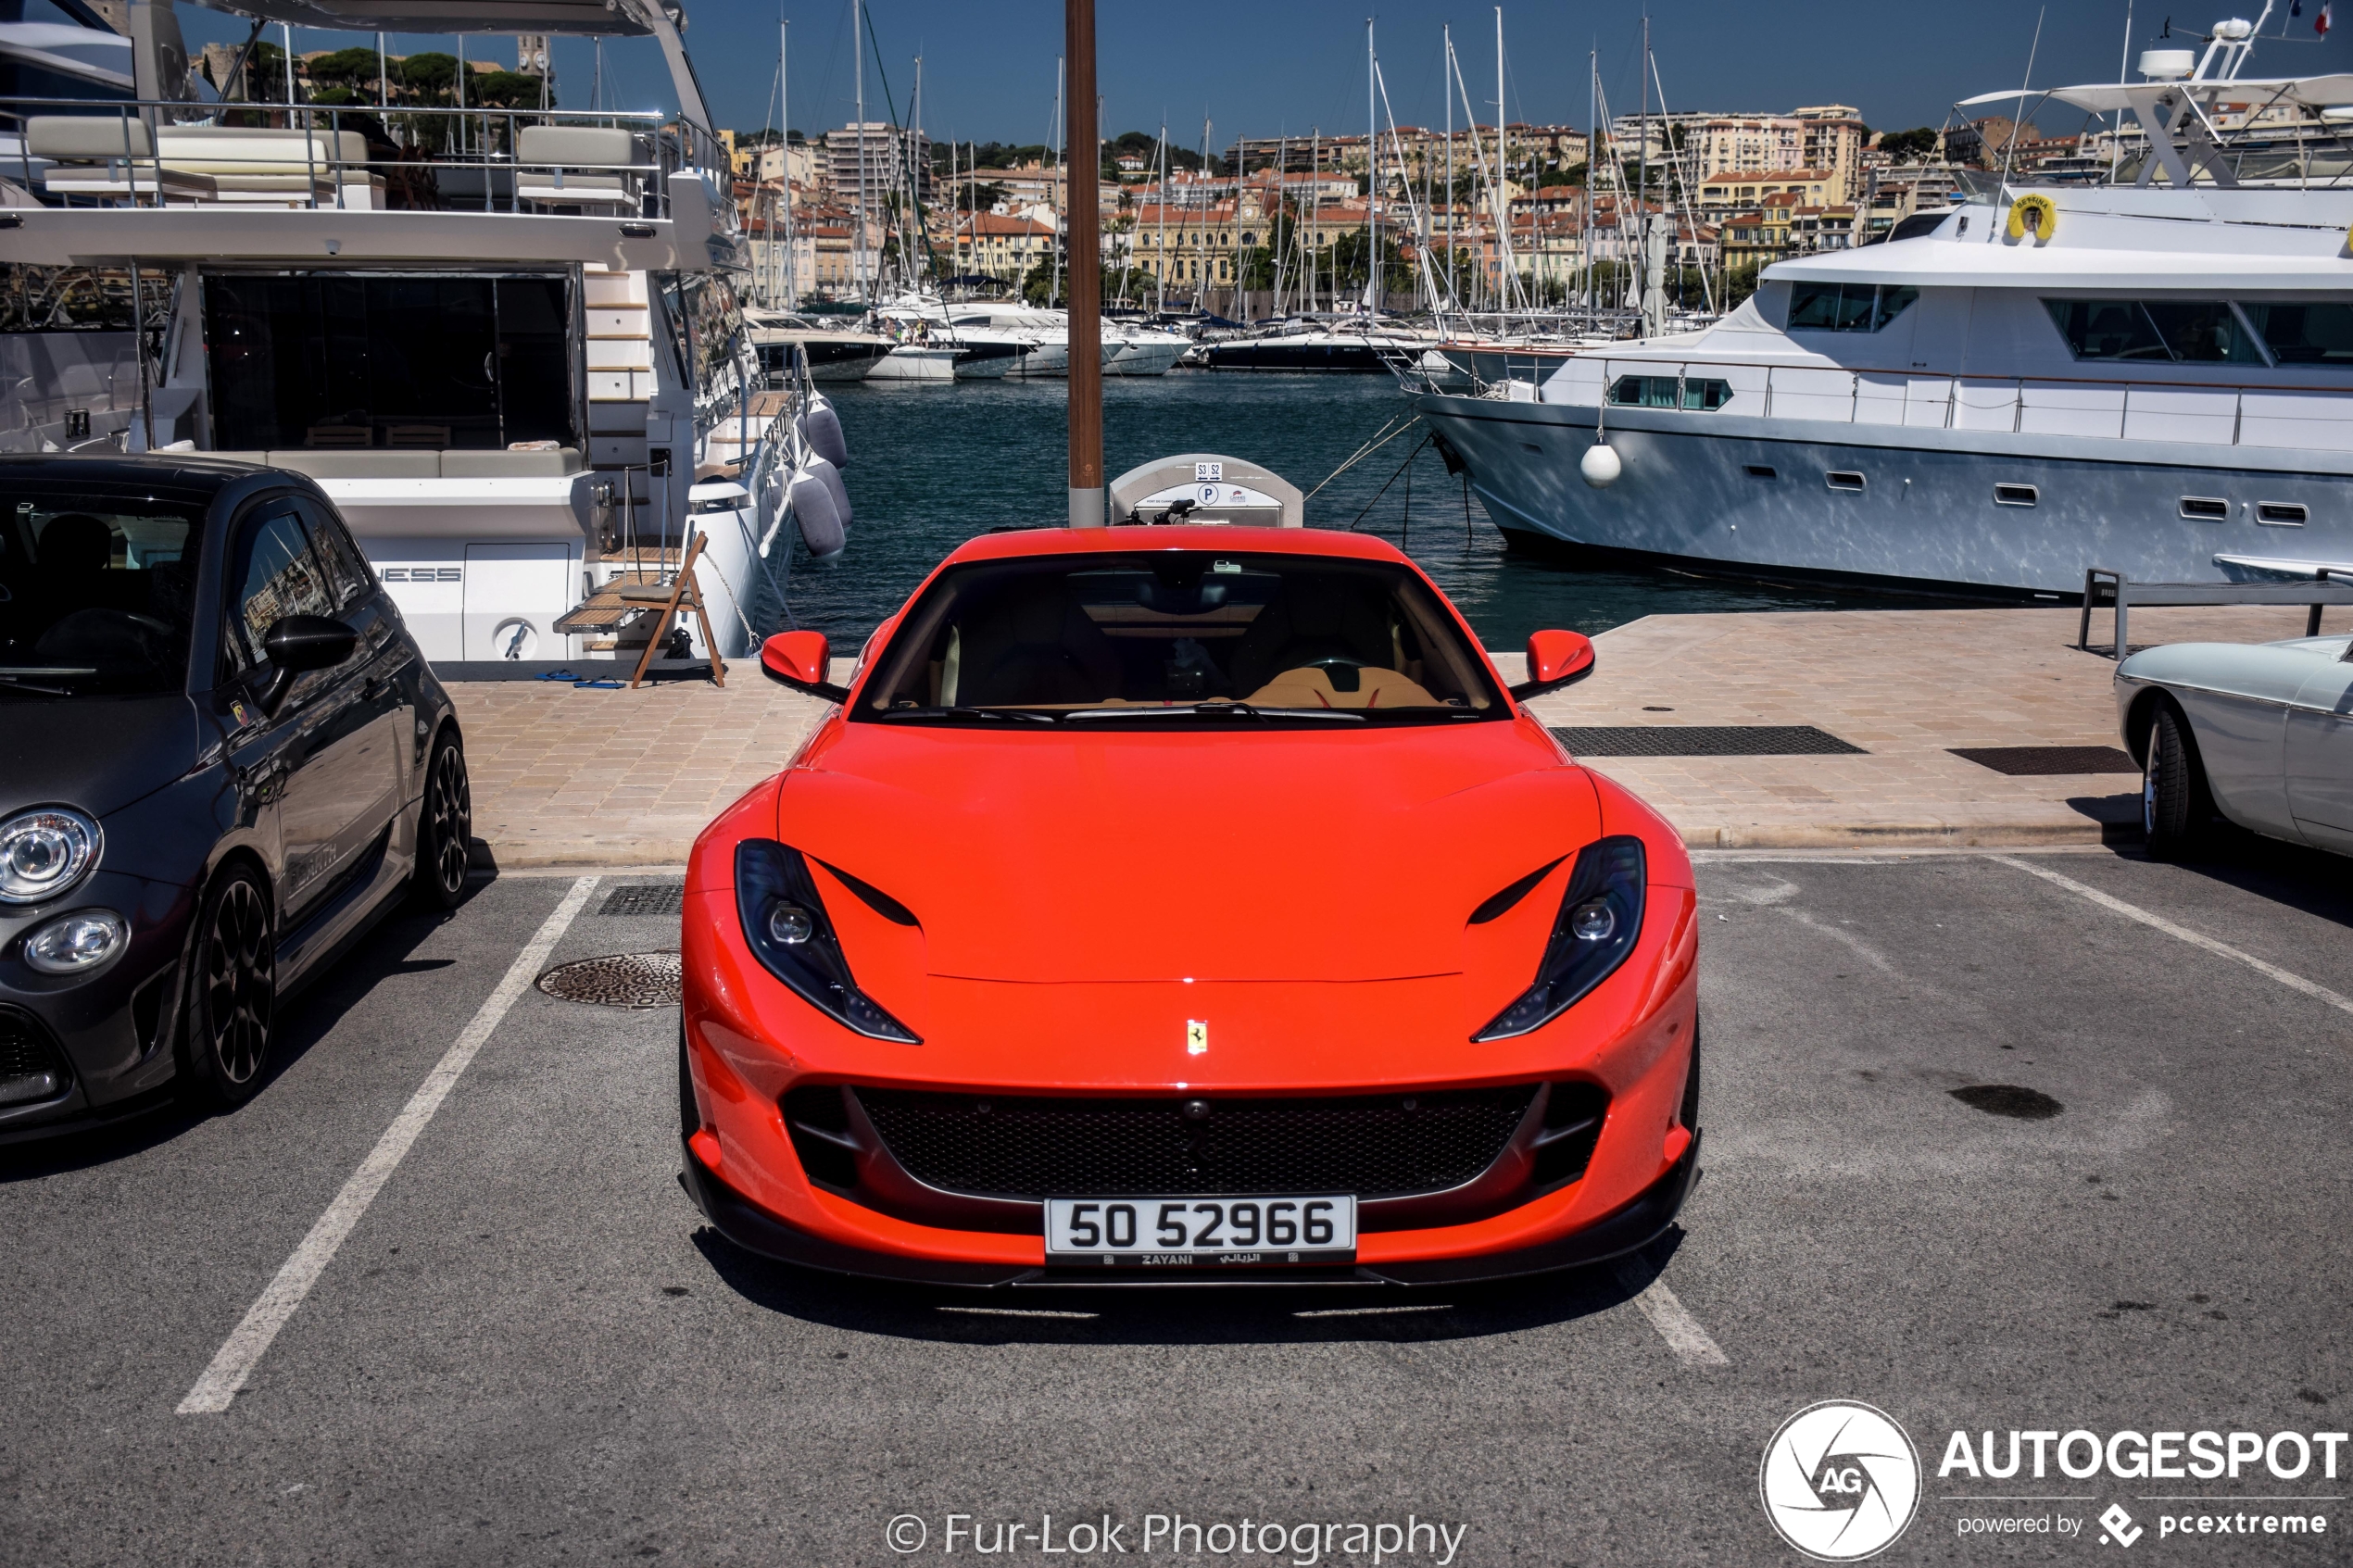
[[678, 525, 1699, 1286]]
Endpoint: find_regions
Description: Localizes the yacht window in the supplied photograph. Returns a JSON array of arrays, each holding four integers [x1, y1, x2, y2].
[[2257, 501, 2308, 525], [1744, 465, 1778, 479], [2240, 302, 2353, 364], [203, 273, 575, 451], [2044, 299, 2266, 365], [1786, 282, 1917, 332], [2178, 496, 2230, 521], [1825, 470, 1865, 493], [1608, 375, 1730, 410], [1993, 483, 2038, 507]]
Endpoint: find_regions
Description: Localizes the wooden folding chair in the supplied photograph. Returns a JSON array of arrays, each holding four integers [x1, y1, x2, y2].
[[623, 532, 727, 689]]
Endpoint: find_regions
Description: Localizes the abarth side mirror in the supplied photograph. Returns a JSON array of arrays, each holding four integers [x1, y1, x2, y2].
[[258, 614, 358, 712], [761, 630, 850, 702], [1509, 629, 1596, 701]]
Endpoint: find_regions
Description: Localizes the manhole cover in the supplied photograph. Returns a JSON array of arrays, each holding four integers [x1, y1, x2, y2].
[[600, 882, 686, 917], [1549, 725, 1867, 758], [536, 952, 682, 1009]]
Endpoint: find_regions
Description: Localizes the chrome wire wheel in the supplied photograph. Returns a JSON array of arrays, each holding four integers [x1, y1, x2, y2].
[[416, 733, 472, 909], [200, 873, 274, 1090]]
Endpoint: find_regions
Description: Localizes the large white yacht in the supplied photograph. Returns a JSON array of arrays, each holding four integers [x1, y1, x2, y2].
[[0, 0, 820, 667], [1419, 12, 2353, 597]]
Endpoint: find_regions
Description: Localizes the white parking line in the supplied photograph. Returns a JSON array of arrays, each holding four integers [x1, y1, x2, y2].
[[1614, 1264, 1730, 1366], [1991, 857, 2353, 1020], [177, 876, 600, 1415]]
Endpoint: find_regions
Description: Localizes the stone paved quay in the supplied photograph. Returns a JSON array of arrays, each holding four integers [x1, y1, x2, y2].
[[452, 605, 2347, 868]]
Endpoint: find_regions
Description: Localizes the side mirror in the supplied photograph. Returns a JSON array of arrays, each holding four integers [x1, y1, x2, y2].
[[257, 614, 357, 712], [1508, 629, 1595, 701], [760, 630, 850, 702]]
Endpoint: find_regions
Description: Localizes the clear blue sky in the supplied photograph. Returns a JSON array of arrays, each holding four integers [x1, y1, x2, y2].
[[180, 2, 2341, 148]]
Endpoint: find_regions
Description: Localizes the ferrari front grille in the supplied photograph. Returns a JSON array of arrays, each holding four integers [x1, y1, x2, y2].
[[0, 1007, 69, 1108], [853, 1085, 1539, 1200]]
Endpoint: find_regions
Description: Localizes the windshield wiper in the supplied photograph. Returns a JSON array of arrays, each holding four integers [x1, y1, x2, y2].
[[873, 705, 1059, 724], [1063, 702, 1363, 722], [0, 672, 74, 696]]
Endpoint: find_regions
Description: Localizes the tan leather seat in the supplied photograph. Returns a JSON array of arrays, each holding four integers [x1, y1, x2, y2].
[[1240, 664, 1442, 710]]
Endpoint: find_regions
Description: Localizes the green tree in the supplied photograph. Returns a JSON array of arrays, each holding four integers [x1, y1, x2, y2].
[[306, 46, 384, 89], [400, 52, 457, 103], [1877, 127, 1940, 163], [473, 69, 548, 108]]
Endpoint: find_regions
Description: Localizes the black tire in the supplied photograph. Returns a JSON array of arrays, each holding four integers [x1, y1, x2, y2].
[[182, 865, 276, 1108], [412, 728, 472, 909], [2143, 701, 2216, 860]]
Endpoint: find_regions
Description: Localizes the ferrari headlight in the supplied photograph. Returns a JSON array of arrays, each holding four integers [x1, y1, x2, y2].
[[1472, 836, 1645, 1042], [735, 839, 920, 1043], [0, 809, 101, 904], [22, 909, 128, 974]]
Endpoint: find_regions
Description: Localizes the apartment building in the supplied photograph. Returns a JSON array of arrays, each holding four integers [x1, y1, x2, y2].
[[1691, 169, 1839, 226], [949, 211, 1059, 285], [824, 121, 931, 204]]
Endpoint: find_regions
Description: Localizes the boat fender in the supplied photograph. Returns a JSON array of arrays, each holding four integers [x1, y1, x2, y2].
[[788, 466, 847, 558], [2007, 194, 2057, 245], [1579, 443, 1623, 488], [805, 452, 853, 529], [800, 394, 850, 469]]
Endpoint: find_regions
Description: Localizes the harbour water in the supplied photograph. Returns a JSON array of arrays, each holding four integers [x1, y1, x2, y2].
[[763, 375, 1935, 649]]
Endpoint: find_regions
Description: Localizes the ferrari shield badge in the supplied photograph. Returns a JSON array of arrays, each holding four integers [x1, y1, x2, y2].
[[1186, 1020, 1208, 1056]]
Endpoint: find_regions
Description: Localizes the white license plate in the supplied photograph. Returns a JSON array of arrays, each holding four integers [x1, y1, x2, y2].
[[1045, 1196, 1357, 1266]]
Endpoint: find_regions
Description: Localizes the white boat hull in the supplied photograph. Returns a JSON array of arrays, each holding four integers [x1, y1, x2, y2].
[[1419, 392, 2353, 597], [868, 345, 960, 383]]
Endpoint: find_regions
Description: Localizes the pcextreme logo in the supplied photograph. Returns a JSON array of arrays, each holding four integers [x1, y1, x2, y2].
[[1760, 1400, 1924, 1562]]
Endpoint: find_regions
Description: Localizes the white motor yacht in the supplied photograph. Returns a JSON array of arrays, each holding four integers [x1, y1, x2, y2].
[[744, 308, 893, 383], [0, 0, 821, 669], [1417, 9, 2353, 596]]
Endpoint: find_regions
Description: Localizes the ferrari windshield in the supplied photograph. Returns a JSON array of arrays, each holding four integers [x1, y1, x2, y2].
[[856, 550, 1507, 726], [0, 484, 201, 696]]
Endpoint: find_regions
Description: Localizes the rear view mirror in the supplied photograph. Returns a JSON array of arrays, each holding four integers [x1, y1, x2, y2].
[[761, 631, 849, 702], [258, 614, 357, 712], [1509, 629, 1596, 701]]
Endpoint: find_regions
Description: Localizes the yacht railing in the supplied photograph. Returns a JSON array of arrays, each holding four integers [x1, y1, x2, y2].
[[0, 96, 700, 218], [1568, 357, 2353, 449]]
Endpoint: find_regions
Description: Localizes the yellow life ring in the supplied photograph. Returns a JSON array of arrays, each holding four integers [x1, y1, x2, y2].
[[2007, 194, 2057, 244]]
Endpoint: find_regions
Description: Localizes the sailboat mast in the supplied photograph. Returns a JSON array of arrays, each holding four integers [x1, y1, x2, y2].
[[1638, 11, 1650, 332], [781, 19, 795, 310], [1050, 56, 1064, 307], [1366, 17, 1378, 320], [1309, 128, 1320, 313], [1155, 123, 1167, 314], [1444, 25, 1454, 318], [854, 0, 868, 303]]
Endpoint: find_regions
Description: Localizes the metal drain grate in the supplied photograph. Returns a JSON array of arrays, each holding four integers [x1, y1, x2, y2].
[[1949, 746, 2138, 776], [535, 952, 682, 1009], [599, 882, 686, 917], [1550, 725, 1867, 758]]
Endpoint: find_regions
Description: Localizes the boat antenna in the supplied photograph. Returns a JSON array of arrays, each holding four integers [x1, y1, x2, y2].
[[1066, 0, 1103, 527], [1992, 6, 2046, 232], [2113, 1, 2131, 182], [854, 0, 868, 302]]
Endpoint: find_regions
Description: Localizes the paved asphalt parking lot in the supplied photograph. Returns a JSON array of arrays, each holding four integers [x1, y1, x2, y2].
[[2, 843, 2347, 1566]]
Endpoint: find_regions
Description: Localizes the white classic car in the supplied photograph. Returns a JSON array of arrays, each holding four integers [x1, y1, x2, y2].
[[2117, 634, 2353, 859]]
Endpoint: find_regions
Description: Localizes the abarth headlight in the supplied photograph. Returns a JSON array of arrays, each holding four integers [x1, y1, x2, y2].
[[22, 909, 128, 974], [735, 839, 920, 1043], [1472, 836, 1646, 1042], [0, 809, 101, 904]]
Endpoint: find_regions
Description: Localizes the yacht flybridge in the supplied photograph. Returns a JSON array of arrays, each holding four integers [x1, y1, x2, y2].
[[0, 0, 831, 667], [1418, 8, 2353, 597]]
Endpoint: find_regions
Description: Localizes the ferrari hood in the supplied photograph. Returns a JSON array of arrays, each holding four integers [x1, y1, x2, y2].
[[774, 721, 1601, 984]]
